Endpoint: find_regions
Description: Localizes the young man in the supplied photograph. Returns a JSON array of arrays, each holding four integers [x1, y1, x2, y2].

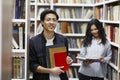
[[29, 9, 73, 80]]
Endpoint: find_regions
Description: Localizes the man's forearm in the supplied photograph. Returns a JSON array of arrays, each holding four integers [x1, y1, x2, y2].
[[36, 66, 51, 74]]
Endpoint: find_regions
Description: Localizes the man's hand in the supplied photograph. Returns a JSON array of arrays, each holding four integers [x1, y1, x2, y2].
[[50, 66, 64, 76]]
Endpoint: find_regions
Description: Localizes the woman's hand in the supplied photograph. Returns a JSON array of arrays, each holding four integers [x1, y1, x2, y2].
[[50, 66, 64, 76], [66, 56, 73, 65], [99, 57, 105, 63]]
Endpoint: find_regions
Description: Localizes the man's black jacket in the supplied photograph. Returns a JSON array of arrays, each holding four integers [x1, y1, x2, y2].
[[29, 32, 69, 80]]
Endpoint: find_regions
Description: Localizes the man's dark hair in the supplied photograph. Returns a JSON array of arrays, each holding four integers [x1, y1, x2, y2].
[[40, 9, 59, 21]]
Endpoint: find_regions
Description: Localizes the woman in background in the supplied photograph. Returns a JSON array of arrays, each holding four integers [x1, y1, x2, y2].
[[78, 18, 112, 80]]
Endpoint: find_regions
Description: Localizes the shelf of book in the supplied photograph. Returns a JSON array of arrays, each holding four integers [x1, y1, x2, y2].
[[53, 1, 94, 79], [29, 0, 120, 80], [95, 0, 120, 80], [11, 0, 30, 79], [29, 0, 93, 79]]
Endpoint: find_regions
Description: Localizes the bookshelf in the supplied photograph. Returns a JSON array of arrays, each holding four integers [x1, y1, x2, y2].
[[29, 0, 120, 80], [94, 0, 120, 80], [11, 0, 30, 80], [0, 0, 13, 80], [30, 0, 94, 80]]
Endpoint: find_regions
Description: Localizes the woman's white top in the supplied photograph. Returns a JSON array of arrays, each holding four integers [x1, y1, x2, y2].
[[79, 38, 112, 77]]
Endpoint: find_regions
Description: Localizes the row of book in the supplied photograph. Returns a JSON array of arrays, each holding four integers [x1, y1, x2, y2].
[[68, 52, 80, 63], [111, 46, 118, 66], [106, 4, 120, 21], [30, 22, 35, 38], [57, 22, 87, 34], [12, 56, 25, 79], [106, 65, 118, 80], [30, 21, 87, 38], [95, 0, 104, 3], [95, 7, 103, 20], [37, 0, 94, 4], [38, 0, 50, 3], [30, 22, 43, 38], [104, 24, 119, 44], [67, 66, 79, 78], [31, 7, 94, 20], [95, 4, 120, 21], [55, 8, 93, 19], [54, 0, 94, 4], [31, 7, 93, 20], [12, 23, 25, 49], [68, 37, 83, 49], [13, 0, 25, 19], [30, 5, 35, 19]]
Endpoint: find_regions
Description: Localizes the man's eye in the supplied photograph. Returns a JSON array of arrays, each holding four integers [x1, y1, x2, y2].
[[53, 19, 57, 22], [46, 19, 50, 21], [45, 18, 57, 22]]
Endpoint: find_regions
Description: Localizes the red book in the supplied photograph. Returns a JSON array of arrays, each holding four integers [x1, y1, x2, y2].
[[54, 52, 68, 71]]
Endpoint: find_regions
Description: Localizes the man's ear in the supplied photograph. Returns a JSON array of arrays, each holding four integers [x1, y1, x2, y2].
[[41, 21, 44, 27], [42, 24, 44, 27]]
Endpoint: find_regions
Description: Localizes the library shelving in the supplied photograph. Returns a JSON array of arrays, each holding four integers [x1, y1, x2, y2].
[[30, 0, 120, 80], [0, 0, 13, 80], [30, 0, 94, 80], [11, 0, 30, 80], [94, 0, 120, 80]]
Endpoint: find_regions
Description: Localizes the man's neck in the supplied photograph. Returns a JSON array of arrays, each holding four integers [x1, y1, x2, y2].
[[43, 31, 55, 39]]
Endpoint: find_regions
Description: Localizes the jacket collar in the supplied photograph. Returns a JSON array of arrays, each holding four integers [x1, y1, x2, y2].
[[40, 31, 57, 43]]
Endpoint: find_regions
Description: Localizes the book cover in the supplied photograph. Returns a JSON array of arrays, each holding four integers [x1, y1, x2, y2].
[[61, 22, 68, 34], [76, 55, 100, 62], [15, 0, 20, 19], [46, 44, 68, 70], [12, 37, 19, 49], [19, 25, 23, 49], [54, 52, 68, 71], [13, 23, 19, 48]]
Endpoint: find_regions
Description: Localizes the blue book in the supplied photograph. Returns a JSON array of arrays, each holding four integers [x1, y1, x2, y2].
[[15, 0, 20, 19], [76, 55, 100, 62]]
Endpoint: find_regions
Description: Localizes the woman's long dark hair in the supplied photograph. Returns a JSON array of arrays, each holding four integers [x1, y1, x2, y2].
[[83, 18, 107, 47]]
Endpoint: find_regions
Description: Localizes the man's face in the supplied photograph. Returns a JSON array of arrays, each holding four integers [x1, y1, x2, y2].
[[42, 13, 58, 32]]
